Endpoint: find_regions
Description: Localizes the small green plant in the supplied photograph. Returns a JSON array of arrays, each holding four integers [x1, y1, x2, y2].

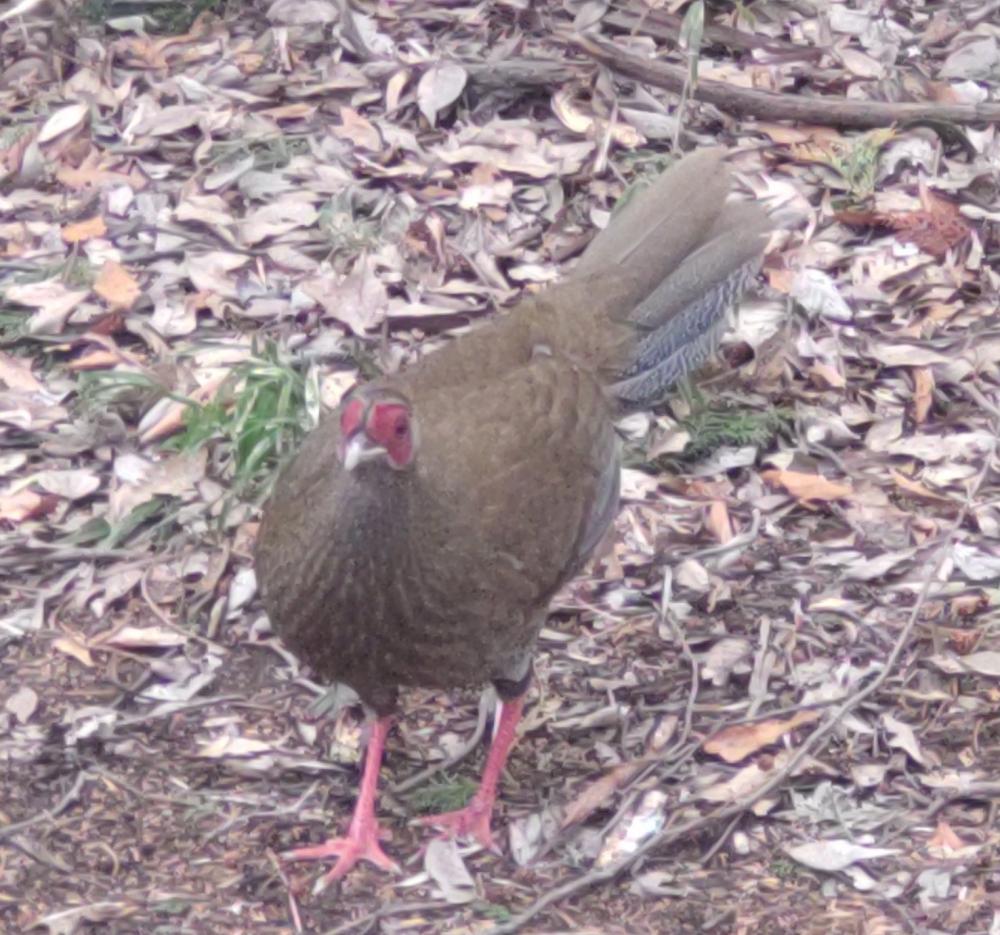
[[475, 901, 513, 923], [0, 309, 29, 341], [770, 856, 799, 880], [408, 776, 479, 815], [77, 369, 165, 423], [673, 0, 705, 150], [733, 1, 758, 28], [678, 404, 790, 461], [822, 128, 896, 202], [79, 0, 225, 33], [61, 496, 179, 550], [208, 135, 310, 173], [317, 191, 386, 258], [166, 342, 319, 498]]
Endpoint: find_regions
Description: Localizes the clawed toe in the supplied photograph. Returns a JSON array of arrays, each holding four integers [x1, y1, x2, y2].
[[417, 803, 499, 853], [283, 831, 400, 889]]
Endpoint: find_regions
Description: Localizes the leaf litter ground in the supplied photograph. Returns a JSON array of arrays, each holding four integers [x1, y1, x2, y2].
[[1, 2, 999, 933]]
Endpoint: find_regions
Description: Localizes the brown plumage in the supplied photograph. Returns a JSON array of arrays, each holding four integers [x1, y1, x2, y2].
[[255, 148, 773, 885]]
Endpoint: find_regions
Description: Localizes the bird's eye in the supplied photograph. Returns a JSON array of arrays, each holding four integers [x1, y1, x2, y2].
[[394, 418, 409, 438]]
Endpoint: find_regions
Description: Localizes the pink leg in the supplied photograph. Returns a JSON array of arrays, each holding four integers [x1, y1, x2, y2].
[[284, 716, 399, 887], [418, 695, 525, 852]]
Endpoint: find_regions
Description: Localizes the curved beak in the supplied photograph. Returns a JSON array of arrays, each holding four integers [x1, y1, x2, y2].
[[342, 433, 387, 472]]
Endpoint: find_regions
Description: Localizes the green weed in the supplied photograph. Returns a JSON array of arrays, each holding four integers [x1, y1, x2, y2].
[[166, 342, 319, 498], [408, 776, 479, 815]]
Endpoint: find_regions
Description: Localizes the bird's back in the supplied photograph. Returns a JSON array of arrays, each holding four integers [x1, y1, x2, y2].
[[398, 147, 771, 407]]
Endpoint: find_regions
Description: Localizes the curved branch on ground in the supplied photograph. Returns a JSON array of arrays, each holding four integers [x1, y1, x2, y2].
[[572, 34, 1000, 130]]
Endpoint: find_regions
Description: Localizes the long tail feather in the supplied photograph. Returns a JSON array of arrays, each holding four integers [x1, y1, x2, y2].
[[569, 149, 772, 407]]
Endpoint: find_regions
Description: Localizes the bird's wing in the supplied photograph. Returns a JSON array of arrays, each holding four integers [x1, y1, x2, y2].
[[402, 350, 619, 610]]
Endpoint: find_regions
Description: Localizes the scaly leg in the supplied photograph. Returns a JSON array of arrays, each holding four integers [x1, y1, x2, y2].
[[284, 716, 399, 886], [417, 695, 525, 851]]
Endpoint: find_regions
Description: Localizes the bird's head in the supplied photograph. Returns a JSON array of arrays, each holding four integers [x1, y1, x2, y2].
[[338, 388, 416, 472]]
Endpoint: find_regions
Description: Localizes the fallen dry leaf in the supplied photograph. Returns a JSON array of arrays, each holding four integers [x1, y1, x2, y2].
[[38, 102, 89, 142], [703, 710, 820, 764], [928, 820, 964, 852], [94, 260, 140, 310], [561, 760, 647, 830], [0, 488, 57, 523], [889, 469, 954, 503], [0, 351, 43, 391], [762, 469, 853, 502], [912, 367, 935, 424], [51, 636, 95, 667], [62, 215, 108, 243], [705, 499, 733, 544]]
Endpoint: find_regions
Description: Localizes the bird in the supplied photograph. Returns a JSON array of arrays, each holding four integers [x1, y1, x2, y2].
[[254, 147, 772, 887]]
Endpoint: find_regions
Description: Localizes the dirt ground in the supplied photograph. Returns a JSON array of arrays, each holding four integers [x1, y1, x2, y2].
[[2, 1, 1000, 933]]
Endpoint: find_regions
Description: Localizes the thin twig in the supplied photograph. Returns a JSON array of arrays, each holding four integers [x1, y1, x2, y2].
[[322, 901, 452, 935], [658, 565, 699, 753], [268, 848, 304, 934], [203, 782, 320, 844], [0, 770, 91, 840], [140, 566, 227, 651], [487, 476, 982, 934], [391, 689, 492, 795]]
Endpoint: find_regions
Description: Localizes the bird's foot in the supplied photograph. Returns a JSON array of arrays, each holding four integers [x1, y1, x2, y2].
[[417, 798, 499, 853], [283, 827, 400, 891]]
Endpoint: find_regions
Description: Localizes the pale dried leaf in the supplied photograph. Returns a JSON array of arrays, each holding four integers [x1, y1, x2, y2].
[[38, 102, 89, 142], [423, 838, 477, 904], [785, 839, 899, 873], [417, 63, 467, 126]]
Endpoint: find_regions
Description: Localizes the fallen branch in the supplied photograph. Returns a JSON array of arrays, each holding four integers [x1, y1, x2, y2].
[[602, 8, 823, 61], [571, 34, 1000, 129]]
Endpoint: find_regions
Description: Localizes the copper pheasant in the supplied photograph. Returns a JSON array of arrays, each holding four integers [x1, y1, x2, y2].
[[255, 147, 772, 885]]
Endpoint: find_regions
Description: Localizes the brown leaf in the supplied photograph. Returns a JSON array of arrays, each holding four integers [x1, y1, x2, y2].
[[912, 367, 934, 423], [890, 190, 970, 258], [705, 500, 733, 544], [950, 593, 987, 619], [761, 469, 853, 502], [560, 760, 647, 830], [138, 375, 227, 443], [62, 215, 108, 243], [56, 151, 147, 191], [942, 626, 981, 653], [259, 103, 317, 121], [928, 820, 964, 852], [889, 470, 953, 503], [66, 349, 122, 371], [808, 362, 846, 389], [334, 106, 382, 150], [0, 488, 58, 523], [703, 710, 820, 764], [94, 260, 140, 310], [699, 749, 796, 805]]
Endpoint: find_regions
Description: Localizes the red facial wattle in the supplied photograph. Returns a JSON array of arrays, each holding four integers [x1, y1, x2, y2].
[[368, 402, 414, 468]]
